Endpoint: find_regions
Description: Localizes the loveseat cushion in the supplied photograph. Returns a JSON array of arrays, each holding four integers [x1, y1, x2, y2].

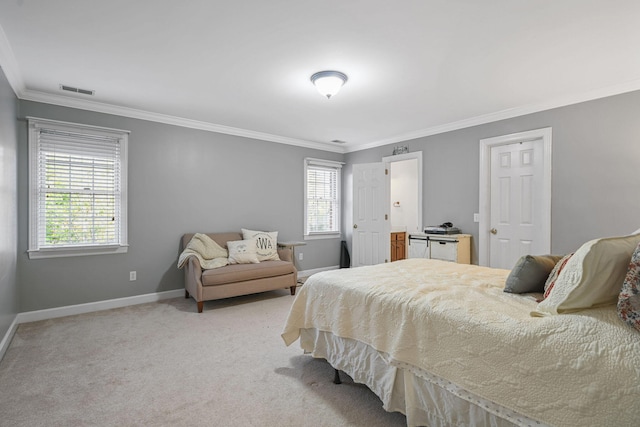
[[201, 260, 295, 287]]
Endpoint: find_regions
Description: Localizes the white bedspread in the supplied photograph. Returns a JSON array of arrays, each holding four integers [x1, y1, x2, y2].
[[282, 259, 640, 427]]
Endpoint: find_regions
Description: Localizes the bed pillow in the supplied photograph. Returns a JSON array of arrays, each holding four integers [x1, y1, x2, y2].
[[503, 254, 564, 293], [543, 253, 574, 298], [227, 239, 260, 265], [532, 234, 640, 316], [241, 228, 279, 261], [617, 242, 640, 331]]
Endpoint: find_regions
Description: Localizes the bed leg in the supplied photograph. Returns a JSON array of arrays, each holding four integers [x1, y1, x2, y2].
[[333, 369, 341, 385]]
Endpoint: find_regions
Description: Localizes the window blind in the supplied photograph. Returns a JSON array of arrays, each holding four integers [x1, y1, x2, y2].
[[28, 117, 129, 257], [305, 159, 342, 235]]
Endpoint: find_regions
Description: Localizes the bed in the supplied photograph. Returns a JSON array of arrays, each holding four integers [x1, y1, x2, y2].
[[282, 234, 640, 427]]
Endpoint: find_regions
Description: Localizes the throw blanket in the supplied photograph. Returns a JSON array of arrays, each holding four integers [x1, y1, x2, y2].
[[282, 259, 640, 427], [177, 233, 228, 270]]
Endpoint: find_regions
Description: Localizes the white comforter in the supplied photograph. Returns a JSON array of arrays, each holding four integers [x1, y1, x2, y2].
[[282, 259, 640, 427]]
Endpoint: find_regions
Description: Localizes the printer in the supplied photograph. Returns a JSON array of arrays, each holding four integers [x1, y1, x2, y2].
[[424, 222, 460, 235]]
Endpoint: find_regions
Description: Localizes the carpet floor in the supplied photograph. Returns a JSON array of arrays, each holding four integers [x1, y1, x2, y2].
[[0, 290, 407, 426]]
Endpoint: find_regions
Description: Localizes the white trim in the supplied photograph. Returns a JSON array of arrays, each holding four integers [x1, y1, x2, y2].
[[15, 289, 184, 324], [298, 265, 339, 279], [478, 127, 552, 266], [345, 79, 640, 153], [382, 151, 423, 234], [303, 233, 341, 241], [0, 316, 19, 362], [304, 158, 342, 239], [20, 89, 346, 154], [2, 17, 638, 155], [27, 117, 129, 259]]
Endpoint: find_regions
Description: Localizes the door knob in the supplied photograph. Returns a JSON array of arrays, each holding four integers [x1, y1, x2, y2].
[[353, 224, 358, 229], [490, 228, 497, 235]]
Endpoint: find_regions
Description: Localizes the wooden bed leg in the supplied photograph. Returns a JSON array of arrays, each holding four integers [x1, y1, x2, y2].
[[197, 301, 203, 313], [333, 369, 342, 385], [290, 285, 296, 296], [185, 289, 190, 299]]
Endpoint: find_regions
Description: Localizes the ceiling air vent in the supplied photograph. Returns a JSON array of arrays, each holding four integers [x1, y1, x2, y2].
[[331, 139, 347, 144], [60, 84, 95, 96]]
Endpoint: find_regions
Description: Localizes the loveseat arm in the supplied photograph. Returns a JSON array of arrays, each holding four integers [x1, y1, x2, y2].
[[184, 256, 204, 308], [277, 247, 293, 263]]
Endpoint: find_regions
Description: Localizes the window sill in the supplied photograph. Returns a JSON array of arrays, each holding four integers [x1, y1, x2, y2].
[[304, 233, 341, 241], [28, 245, 128, 259]]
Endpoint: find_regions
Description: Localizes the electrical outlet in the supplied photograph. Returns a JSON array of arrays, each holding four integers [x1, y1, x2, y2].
[[298, 252, 303, 261], [473, 213, 480, 223], [129, 271, 137, 281]]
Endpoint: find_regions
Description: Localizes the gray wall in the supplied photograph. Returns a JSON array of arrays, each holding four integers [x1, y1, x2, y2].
[[344, 90, 640, 264], [0, 67, 18, 338], [17, 101, 344, 312], [13, 89, 640, 312]]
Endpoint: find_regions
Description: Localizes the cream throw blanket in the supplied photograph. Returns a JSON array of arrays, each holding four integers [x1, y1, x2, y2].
[[282, 259, 640, 427], [177, 233, 229, 270]]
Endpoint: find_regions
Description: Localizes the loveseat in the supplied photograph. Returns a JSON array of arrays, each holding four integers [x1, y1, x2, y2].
[[181, 232, 297, 313]]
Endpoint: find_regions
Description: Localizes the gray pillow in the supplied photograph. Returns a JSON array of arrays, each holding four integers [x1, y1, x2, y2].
[[504, 254, 565, 294]]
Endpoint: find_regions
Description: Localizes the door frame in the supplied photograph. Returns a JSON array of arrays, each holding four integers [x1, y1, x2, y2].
[[478, 128, 552, 266], [382, 151, 423, 235]]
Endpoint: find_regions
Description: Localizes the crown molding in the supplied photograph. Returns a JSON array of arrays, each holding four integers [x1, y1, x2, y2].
[[3, 16, 639, 156], [346, 78, 640, 153], [18, 89, 346, 153]]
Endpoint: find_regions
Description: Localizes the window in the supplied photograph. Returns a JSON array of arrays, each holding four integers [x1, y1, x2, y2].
[[28, 117, 129, 259], [304, 158, 343, 239]]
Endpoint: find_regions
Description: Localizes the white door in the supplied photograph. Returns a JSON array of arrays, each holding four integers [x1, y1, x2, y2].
[[352, 163, 389, 267], [489, 139, 546, 269], [479, 128, 552, 268]]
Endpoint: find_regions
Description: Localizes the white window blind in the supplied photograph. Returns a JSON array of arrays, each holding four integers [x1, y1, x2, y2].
[[305, 158, 342, 238], [28, 117, 129, 258]]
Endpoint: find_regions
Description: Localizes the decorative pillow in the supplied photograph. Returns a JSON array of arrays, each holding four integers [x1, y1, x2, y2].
[[504, 254, 564, 294], [241, 228, 279, 261], [227, 239, 260, 265], [532, 234, 640, 316], [617, 242, 640, 331], [542, 253, 574, 298]]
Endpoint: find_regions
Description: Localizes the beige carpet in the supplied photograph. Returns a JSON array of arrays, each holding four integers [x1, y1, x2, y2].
[[0, 290, 406, 426]]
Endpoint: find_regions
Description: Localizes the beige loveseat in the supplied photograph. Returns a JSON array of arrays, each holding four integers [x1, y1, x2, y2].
[[181, 232, 297, 313]]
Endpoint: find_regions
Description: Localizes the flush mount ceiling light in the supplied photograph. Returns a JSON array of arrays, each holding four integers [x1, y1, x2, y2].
[[310, 70, 348, 99]]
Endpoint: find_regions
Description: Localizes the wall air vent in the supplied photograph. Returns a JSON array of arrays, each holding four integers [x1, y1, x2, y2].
[[59, 84, 95, 96], [331, 139, 347, 144]]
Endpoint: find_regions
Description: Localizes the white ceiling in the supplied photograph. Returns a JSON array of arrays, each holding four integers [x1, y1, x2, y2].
[[1, 0, 640, 153]]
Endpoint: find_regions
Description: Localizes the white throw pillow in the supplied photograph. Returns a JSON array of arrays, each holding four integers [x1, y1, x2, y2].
[[227, 239, 260, 265], [241, 228, 280, 261], [533, 234, 640, 316]]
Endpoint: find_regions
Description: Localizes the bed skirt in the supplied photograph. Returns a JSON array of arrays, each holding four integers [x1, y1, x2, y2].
[[300, 328, 546, 427]]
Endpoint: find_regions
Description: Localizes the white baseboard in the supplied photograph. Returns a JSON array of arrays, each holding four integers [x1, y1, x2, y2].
[[298, 265, 339, 278], [0, 315, 19, 362], [16, 289, 184, 324]]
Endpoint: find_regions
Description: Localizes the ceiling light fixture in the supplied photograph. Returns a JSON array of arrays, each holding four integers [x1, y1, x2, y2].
[[310, 70, 348, 99]]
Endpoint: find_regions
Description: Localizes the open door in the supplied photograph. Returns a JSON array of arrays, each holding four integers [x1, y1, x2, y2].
[[352, 162, 389, 267]]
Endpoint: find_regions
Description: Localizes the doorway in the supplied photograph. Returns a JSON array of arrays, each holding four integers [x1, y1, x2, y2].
[[351, 151, 423, 267], [479, 128, 552, 268]]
